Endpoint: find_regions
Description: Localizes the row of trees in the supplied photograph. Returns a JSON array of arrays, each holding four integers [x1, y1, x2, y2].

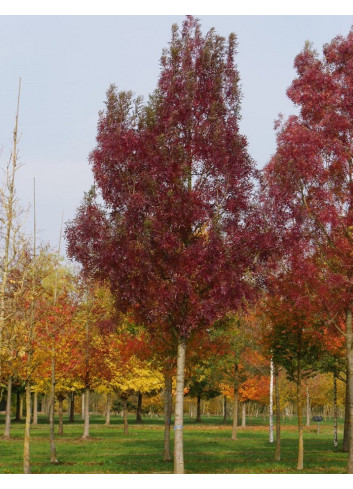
[[1, 265, 345, 467], [1, 16, 353, 474]]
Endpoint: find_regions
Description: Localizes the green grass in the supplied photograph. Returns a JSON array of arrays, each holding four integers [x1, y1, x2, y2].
[[0, 414, 348, 474]]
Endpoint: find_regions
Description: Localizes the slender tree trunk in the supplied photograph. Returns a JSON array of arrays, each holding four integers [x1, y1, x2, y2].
[[274, 364, 281, 461], [345, 309, 353, 473], [58, 398, 64, 435], [241, 402, 246, 428], [343, 378, 350, 452], [123, 398, 128, 435], [82, 388, 90, 440], [32, 392, 38, 426], [4, 376, 12, 438], [49, 348, 58, 462], [43, 395, 49, 416], [24, 206, 35, 473], [69, 392, 75, 423], [105, 392, 111, 426], [306, 385, 310, 427], [269, 358, 274, 442], [196, 394, 201, 423], [23, 384, 31, 474], [297, 361, 304, 470], [14, 391, 21, 421], [334, 372, 338, 448], [136, 391, 143, 423], [241, 403, 246, 427], [19, 393, 24, 420], [232, 366, 239, 440], [223, 396, 227, 424], [163, 373, 172, 462], [174, 336, 186, 474], [81, 393, 85, 419]]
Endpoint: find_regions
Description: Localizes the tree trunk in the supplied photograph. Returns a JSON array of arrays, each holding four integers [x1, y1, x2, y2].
[[334, 372, 338, 448], [232, 365, 239, 440], [343, 378, 350, 452], [345, 309, 353, 473], [81, 393, 85, 419], [43, 395, 49, 416], [274, 363, 281, 462], [19, 393, 24, 420], [297, 361, 304, 470], [123, 397, 128, 435], [163, 373, 172, 462], [40, 395, 45, 414], [15, 391, 21, 421], [4, 376, 12, 438], [32, 392, 38, 426], [174, 336, 186, 474], [105, 392, 111, 426], [306, 385, 310, 428], [269, 358, 274, 442], [223, 396, 227, 424], [49, 350, 58, 463], [69, 392, 75, 423], [82, 388, 90, 440], [136, 391, 143, 424], [58, 398, 64, 435], [241, 403, 246, 427], [23, 383, 31, 474], [196, 394, 201, 423]]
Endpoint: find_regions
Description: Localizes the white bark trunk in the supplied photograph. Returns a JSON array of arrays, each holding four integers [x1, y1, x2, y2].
[[174, 336, 186, 474], [269, 358, 274, 443]]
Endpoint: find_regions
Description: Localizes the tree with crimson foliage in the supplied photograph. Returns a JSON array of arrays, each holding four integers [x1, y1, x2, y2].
[[263, 28, 353, 472], [66, 16, 262, 473]]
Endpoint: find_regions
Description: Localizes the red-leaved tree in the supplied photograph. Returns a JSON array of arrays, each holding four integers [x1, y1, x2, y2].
[[263, 28, 353, 472], [66, 16, 261, 473]]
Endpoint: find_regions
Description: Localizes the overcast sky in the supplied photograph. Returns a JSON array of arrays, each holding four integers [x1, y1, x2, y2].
[[0, 15, 352, 252]]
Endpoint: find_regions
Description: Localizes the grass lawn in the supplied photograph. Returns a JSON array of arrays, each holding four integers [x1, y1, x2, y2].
[[0, 414, 348, 474]]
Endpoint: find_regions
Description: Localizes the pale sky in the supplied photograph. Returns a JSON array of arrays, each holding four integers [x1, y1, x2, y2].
[[0, 15, 352, 251]]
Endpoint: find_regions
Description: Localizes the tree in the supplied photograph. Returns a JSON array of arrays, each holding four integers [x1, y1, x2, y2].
[[1, 245, 33, 440], [72, 281, 116, 440], [186, 364, 220, 423], [261, 251, 328, 470], [0, 79, 34, 473], [263, 28, 353, 472], [96, 327, 164, 435], [0, 79, 25, 382], [66, 16, 259, 473]]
